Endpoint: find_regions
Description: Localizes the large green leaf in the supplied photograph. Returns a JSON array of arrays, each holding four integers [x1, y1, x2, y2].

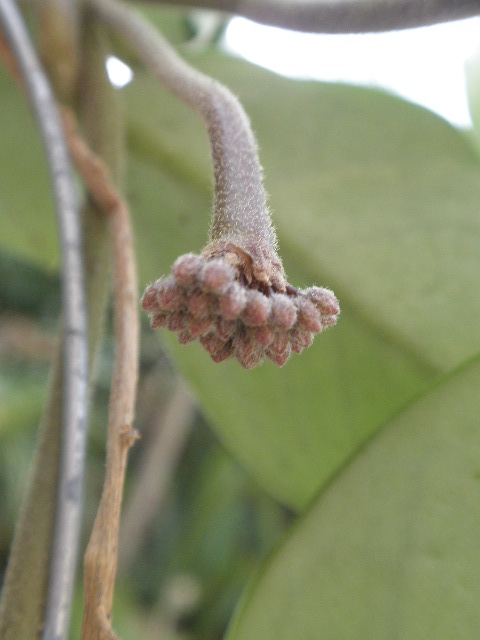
[[126, 69, 433, 508], [3, 31, 477, 508], [465, 48, 480, 153], [226, 356, 480, 639], [210, 56, 480, 372], [126, 51, 480, 507], [163, 305, 430, 509]]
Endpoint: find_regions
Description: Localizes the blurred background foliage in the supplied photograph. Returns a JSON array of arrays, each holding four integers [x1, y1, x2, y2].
[[0, 11, 293, 638], [1, 4, 480, 639]]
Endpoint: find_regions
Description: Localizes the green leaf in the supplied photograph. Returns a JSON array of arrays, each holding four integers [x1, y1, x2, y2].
[[206, 55, 480, 372], [0, 69, 57, 270], [126, 68, 434, 508], [163, 307, 430, 509], [465, 47, 480, 153], [134, 5, 194, 46], [0, 249, 60, 316], [126, 51, 480, 508], [227, 356, 480, 639], [0, 369, 45, 437]]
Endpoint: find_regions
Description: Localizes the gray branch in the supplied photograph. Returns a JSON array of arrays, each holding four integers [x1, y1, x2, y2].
[[0, 2, 88, 639], [137, 0, 480, 33]]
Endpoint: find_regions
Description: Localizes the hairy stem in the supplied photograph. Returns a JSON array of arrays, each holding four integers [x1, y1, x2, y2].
[[137, 0, 480, 33], [86, 0, 276, 256]]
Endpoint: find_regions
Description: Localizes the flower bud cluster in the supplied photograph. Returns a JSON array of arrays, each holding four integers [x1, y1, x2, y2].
[[142, 251, 339, 369]]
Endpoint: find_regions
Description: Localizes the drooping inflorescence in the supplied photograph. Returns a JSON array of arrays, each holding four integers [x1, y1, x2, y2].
[[142, 243, 339, 369], [98, 0, 341, 368]]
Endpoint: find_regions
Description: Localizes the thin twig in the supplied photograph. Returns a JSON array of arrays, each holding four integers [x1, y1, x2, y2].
[[61, 110, 140, 640], [0, 3, 89, 640], [136, 0, 480, 33]]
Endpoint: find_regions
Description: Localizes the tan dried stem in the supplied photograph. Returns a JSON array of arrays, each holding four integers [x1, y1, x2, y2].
[[61, 109, 140, 640]]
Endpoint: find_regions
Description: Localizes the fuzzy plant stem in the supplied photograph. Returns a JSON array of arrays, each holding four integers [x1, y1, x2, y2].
[[0, 1, 88, 639], [138, 0, 480, 33], [86, 0, 277, 263]]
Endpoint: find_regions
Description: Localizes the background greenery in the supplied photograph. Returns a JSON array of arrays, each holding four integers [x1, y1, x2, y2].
[[1, 6, 480, 639]]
